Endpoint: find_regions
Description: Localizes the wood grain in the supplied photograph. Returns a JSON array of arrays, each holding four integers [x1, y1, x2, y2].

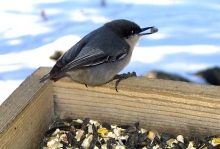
[[0, 69, 54, 149], [34, 66, 219, 137]]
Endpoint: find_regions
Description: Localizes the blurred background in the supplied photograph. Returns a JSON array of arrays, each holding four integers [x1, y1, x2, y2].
[[1, 0, 220, 104]]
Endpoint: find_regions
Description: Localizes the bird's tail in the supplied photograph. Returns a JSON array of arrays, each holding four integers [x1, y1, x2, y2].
[[39, 73, 51, 83]]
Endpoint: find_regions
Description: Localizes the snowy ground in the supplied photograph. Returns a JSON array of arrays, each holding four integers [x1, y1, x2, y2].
[[1, 0, 220, 104]]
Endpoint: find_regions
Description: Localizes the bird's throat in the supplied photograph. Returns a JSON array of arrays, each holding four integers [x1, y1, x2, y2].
[[124, 35, 141, 52]]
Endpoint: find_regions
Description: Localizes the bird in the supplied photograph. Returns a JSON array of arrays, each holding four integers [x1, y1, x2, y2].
[[40, 19, 158, 91], [194, 67, 220, 85], [49, 51, 65, 61], [143, 70, 190, 82]]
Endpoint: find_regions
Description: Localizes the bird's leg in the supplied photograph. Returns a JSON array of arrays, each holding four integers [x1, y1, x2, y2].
[[113, 71, 137, 92]]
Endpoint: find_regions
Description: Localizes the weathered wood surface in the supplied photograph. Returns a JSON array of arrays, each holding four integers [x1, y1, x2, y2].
[[52, 76, 220, 137], [1, 67, 220, 148], [0, 69, 54, 149], [37, 67, 220, 137]]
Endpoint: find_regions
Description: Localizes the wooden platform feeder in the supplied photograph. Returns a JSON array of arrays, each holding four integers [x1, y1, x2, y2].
[[0, 67, 220, 148]]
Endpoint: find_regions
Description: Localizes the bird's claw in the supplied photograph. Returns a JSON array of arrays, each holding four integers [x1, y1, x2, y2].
[[114, 71, 137, 92]]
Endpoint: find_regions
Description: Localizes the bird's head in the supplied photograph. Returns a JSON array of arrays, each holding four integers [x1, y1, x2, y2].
[[104, 19, 158, 38]]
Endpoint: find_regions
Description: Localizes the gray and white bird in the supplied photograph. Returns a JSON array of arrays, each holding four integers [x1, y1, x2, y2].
[[40, 19, 158, 91]]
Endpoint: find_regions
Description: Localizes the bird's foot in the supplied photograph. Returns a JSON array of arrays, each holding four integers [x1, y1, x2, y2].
[[113, 71, 137, 92]]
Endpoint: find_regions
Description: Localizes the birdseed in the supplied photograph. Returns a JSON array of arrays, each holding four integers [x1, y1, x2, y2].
[[40, 118, 220, 149]]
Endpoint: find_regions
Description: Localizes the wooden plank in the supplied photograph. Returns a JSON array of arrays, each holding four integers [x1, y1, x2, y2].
[[0, 68, 54, 149], [47, 67, 220, 137]]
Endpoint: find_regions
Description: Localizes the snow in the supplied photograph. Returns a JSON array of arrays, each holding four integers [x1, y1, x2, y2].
[[0, 0, 220, 104]]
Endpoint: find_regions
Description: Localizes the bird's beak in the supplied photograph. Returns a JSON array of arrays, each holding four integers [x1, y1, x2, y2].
[[139, 27, 158, 36]]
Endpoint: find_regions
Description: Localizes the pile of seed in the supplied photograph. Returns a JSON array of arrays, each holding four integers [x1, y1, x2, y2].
[[40, 118, 220, 149]]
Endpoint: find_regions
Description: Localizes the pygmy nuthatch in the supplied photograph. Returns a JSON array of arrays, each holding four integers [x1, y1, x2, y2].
[[40, 19, 158, 91]]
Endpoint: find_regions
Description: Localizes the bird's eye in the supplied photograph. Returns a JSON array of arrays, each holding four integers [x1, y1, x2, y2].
[[125, 30, 136, 38]]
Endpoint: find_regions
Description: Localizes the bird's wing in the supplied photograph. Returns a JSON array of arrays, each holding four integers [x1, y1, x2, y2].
[[61, 46, 129, 72], [48, 27, 130, 79]]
